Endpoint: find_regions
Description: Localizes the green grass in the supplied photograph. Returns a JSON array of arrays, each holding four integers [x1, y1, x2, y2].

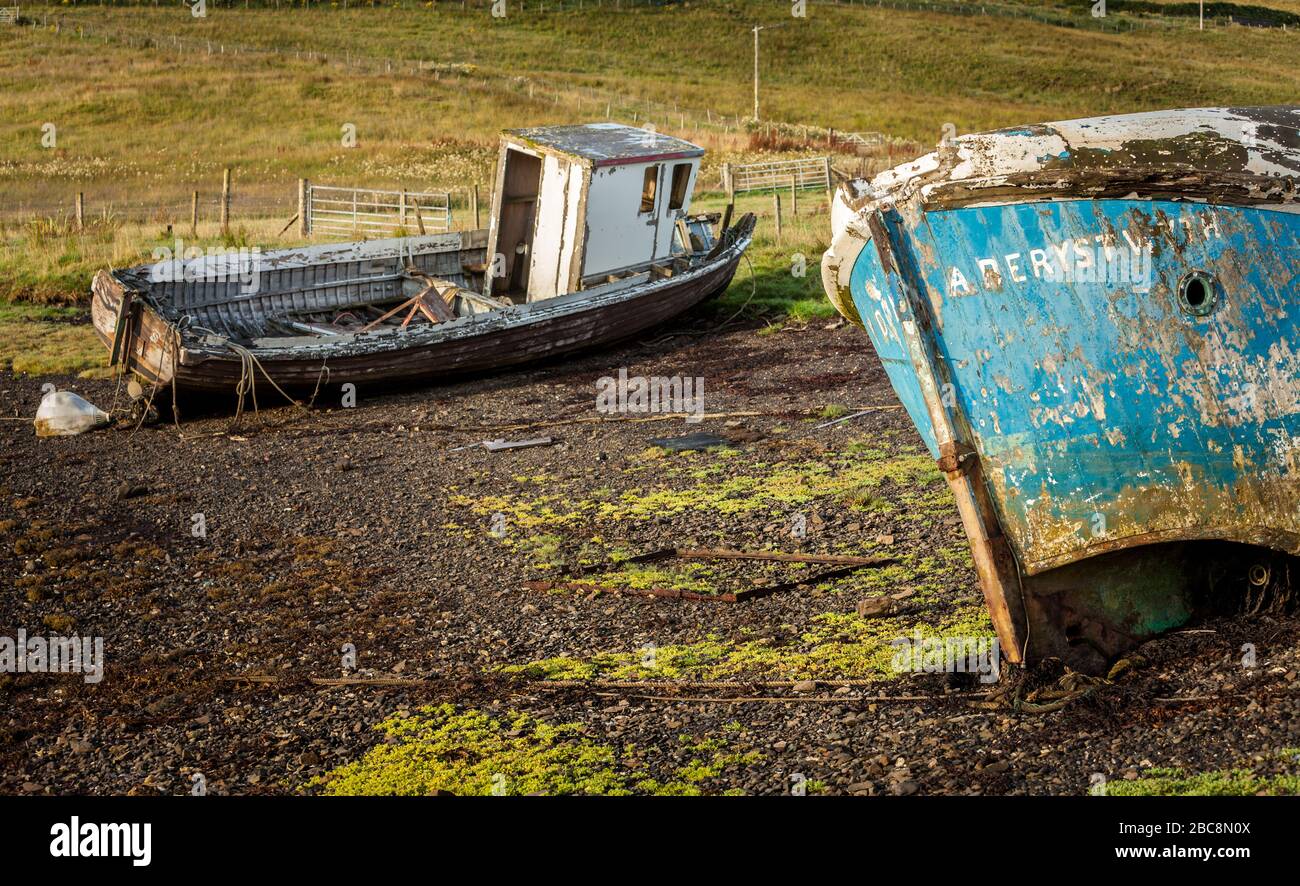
[[0, 302, 109, 376]]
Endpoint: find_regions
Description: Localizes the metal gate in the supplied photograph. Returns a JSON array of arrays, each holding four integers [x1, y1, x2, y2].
[[306, 185, 453, 239], [724, 157, 832, 196]]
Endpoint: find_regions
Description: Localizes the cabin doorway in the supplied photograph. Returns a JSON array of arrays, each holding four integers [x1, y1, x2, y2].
[[495, 148, 543, 302]]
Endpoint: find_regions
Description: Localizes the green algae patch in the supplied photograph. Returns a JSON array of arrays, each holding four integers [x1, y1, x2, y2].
[[1105, 767, 1300, 797], [449, 449, 943, 531], [500, 603, 995, 682], [587, 561, 719, 595], [309, 705, 762, 796]]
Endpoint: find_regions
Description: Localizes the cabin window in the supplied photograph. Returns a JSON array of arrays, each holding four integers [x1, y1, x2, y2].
[[639, 165, 659, 214], [668, 163, 691, 211]]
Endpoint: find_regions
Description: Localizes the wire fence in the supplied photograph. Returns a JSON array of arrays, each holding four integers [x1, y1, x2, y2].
[[10, 0, 1294, 31], [4, 0, 1291, 225]]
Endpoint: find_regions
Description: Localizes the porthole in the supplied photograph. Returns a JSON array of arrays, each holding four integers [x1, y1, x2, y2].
[[1177, 270, 1220, 318]]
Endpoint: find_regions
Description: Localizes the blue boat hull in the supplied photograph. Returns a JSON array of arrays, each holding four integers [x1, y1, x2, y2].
[[825, 108, 1300, 672]]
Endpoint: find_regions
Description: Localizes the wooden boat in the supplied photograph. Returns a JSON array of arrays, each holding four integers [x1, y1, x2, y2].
[[822, 107, 1300, 673], [91, 124, 755, 397]]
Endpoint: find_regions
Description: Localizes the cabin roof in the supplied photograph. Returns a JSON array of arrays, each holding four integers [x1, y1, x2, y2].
[[503, 123, 705, 167]]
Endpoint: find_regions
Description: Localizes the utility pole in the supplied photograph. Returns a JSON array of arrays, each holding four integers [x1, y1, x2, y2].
[[1199, 0, 1204, 29], [751, 23, 786, 121]]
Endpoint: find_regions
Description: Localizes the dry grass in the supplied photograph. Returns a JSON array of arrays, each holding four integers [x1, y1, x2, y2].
[[1, 1, 1297, 307]]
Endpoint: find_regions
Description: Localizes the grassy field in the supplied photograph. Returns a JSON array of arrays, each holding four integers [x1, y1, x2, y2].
[[1, 0, 1298, 310]]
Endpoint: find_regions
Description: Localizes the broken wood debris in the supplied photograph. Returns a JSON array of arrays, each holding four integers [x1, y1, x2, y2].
[[812, 408, 875, 429], [219, 673, 997, 705], [449, 436, 555, 452]]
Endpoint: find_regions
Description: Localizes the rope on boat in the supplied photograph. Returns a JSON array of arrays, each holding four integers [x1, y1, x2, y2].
[[188, 324, 327, 430]]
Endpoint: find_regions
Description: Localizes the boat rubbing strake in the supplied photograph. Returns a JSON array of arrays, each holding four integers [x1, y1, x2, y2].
[[823, 107, 1300, 673]]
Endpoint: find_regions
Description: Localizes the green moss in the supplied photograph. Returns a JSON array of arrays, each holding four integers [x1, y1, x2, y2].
[[450, 449, 942, 531], [1107, 767, 1300, 797], [587, 561, 719, 595], [501, 603, 995, 682], [309, 705, 762, 796]]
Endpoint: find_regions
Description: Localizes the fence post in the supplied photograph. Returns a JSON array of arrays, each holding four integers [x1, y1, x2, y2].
[[471, 184, 481, 230], [823, 156, 833, 192], [191, 190, 199, 236], [790, 175, 798, 216], [723, 163, 734, 201], [399, 189, 407, 228], [220, 168, 231, 235], [773, 192, 782, 244], [75, 192, 84, 232], [298, 178, 309, 236]]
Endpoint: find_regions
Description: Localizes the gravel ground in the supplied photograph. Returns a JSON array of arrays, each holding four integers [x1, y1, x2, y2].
[[1, 319, 1298, 796]]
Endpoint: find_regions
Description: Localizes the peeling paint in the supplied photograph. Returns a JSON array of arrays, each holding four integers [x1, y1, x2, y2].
[[822, 107, 1300, 672]]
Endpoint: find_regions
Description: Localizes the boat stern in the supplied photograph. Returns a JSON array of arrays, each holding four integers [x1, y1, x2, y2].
[[90, 270, 177, 386]]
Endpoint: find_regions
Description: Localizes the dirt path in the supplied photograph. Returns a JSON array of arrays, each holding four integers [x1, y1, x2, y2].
[[1, 321, 1298, 795]]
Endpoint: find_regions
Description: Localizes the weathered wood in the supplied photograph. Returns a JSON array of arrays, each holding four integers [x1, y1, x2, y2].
[[220, 167, 231, 235], [676, 548, 893, 567]]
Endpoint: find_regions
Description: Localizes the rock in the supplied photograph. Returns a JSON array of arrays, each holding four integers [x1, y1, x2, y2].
[[891, 779, 920, 796], [855, 597, 895, 618], [847, 781, 876, 795], [114, 482, 150, 501], [145, 693, 183, 716], [792, 680, 817, 693]]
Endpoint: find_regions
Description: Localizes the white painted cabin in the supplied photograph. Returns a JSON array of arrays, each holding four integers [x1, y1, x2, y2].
[[484, 123, 706, 303]]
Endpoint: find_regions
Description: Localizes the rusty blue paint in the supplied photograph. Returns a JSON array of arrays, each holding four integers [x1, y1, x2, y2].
[[824, 107, 1300, 671], [846, 197, 1300, 576]]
